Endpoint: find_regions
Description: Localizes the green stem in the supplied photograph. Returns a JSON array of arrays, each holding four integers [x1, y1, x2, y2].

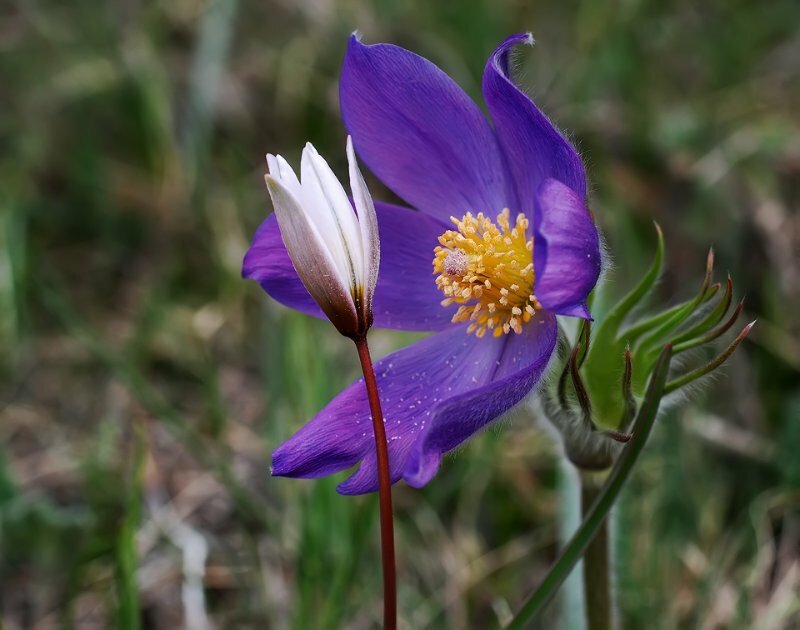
[[506, 345, 672, 629], [581, 474, 614, 630], [558, 461, 586, 630]]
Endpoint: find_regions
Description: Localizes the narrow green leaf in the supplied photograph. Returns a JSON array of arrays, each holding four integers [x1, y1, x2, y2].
[[664, 322, 754, 394], [629, 252, 717, 389], [598, 223, 665, 335], [506, 345, 673, 629], [672, 299, 743, 355], [640, 296, 741, 372], [670, 276, 733, 348], [619, 349, 636, 429], [621, 283, 718, 347], [623, 249, 715, 346], [582, 224, 664, 423], [556, 334, 574, 411], [570, 345, 592, 417]]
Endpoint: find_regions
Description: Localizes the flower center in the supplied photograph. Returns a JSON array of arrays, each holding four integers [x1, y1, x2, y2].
[[433, 209, 541, 338]]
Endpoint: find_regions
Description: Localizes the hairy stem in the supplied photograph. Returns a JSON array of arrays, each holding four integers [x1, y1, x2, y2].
[[581, 474, 614, 630], [354, 335, 397, 629], [506, 346, 672, 629]]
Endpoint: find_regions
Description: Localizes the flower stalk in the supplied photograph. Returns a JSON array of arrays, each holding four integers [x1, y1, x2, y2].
[[248, 138, 396, 625], [581, 473, 613, 630], [354, 335, 397, 629]]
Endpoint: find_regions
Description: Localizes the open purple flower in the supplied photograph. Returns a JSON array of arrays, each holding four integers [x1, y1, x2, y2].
[[243, 33, 601, 494]]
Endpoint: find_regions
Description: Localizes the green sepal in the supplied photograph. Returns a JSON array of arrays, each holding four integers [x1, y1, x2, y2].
[[629, 250, 714, 390], [626, 249, 714, 350], [621, 279, 717, 345], [670, 276, 734, 351], [664, 321, 754, 395], [598, 223, 665, 333], [582, 224, 664, 426]]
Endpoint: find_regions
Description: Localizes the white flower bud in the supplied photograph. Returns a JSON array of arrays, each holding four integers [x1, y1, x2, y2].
[[265, 137, 380, 337]]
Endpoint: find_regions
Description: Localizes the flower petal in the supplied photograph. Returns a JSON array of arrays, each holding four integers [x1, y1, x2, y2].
[[340, 34, 512, 223], [263, 176, 359, 334], [533, 178, 601, 319], [267, 154, 302, 194], [482, 33, 587, 217], [271, 314, 557, 495], [371, 202, 457, 330], [267, 152, 347, 285], [243, 202, 457, 331], [347, 135, 380, 316], [300, 143, 363, 291], [401, 311, 558, 488]]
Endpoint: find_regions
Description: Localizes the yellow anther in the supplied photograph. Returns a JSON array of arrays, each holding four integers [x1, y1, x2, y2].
[[433, 209, 539, 338]]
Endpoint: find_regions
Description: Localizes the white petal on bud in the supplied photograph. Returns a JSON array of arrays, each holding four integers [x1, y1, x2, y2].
[[263, 140, 381, 337], [265, 175, 359, 334], [267, 154, 301, 193], [301, 143, 364, 290], [347, 135, 380, 317]]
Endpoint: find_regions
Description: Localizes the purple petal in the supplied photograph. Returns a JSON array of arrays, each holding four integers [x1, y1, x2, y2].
[[272, 313, 558, 495], [243, 201, 457, 331], [533, 179, 601, 319], [340, 34, 513, 223], [402, 311, 558, 487], [482, 33, 586, 218], [370, 202, 458, 330]]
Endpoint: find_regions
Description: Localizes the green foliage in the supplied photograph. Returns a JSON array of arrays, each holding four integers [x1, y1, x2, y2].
[[583, 223, 665, 425], [509, 346, 673, 627], [580, 226, 752, 431], [1, 0, 799, 627]]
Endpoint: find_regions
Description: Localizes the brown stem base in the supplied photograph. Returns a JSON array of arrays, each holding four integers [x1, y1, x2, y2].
[[354, 335, 397, 629]]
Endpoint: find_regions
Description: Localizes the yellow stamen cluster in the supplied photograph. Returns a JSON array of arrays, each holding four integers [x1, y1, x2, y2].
[[433, 209, 541, 338]]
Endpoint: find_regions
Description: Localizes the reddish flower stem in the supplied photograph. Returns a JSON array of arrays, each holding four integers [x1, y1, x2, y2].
[[354, 335, 397, 629]]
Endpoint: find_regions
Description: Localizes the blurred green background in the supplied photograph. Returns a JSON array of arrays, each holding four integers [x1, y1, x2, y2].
[[1, 0, 799, 628]]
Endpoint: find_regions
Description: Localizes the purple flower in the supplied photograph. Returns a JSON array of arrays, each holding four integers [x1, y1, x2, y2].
[[243, 33, 601, 494]]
